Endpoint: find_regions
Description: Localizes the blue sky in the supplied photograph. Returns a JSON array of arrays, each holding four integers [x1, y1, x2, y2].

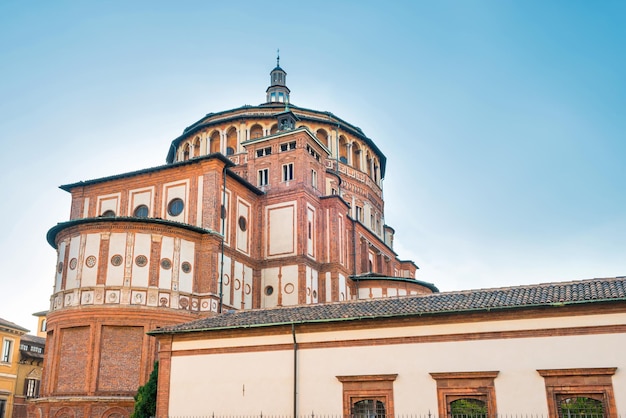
[[1, 1, 624, 331]]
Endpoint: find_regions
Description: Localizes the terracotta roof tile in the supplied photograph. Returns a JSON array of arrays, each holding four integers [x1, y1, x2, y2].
[[151, 276, 626, 335]]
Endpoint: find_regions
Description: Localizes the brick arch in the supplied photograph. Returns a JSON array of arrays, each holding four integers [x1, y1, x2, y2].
[[269, 123, 278, 135], [209, 130, 221, 154], [316, 128, 329, 148], [192, 136, 201, 157], [102, 406, 131, 418], [250, 123, 263, 139], [53, 407, 75, 418], [226, 126, 237, 155]]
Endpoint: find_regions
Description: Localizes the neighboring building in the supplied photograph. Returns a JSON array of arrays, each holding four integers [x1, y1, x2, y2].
[[12, 334, 45, 418], [31, 312, 47, 339], [0, 318, 28, 418], [151, 276, 626, 417], [33, 57, 431, 417]]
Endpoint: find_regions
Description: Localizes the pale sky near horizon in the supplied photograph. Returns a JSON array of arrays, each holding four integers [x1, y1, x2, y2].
[[1, 1, 624, 332]]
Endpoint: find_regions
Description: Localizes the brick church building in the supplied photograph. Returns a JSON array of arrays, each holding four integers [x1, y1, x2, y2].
[[31, 57, 436, 417]]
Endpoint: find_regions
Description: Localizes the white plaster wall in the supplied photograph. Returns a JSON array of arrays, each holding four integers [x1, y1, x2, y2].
[[338, 273, 346, 301], [163, 181, 188, 222], [64, 236, 81, 289], [131, 233, 151, 288], [243, 264, 253, 309], [267, 202, 296, 257], [128, 188, 153, 215], [236, 199, 250, 254], [106, 232, 126, 286], [81, 233, 100, 287], [261, 267, 279, 308], [222, 255, 232, 306], [168, 314, 626, 416], [178, 240, 194, 293], [159, 236, 174, 290], [280, 265, 299, 306], [325, 272, 332, 302], [55, 241, 66, 292]]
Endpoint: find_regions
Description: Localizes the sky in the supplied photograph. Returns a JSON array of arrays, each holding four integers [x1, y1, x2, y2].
[[1, 1, 624, 332]]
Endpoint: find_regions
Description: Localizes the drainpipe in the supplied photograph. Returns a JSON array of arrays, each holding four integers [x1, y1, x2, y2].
[[352, 216, 358, 300], [292, 323, 298, 418], [218, 164, 227, 313]]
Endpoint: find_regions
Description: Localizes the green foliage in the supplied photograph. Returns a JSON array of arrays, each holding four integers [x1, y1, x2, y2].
[[131, 361, 158, 418], [560, 396, 604, 417], [450, 398, 488, 417]]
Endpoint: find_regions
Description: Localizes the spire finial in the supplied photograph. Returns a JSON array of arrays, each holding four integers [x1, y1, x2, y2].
[[277, 48, 280, 67]]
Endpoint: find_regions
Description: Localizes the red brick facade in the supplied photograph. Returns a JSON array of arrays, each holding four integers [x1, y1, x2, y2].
[[34, 61, 431, 417]]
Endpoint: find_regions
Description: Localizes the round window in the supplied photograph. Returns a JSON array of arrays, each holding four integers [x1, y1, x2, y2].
[[160, 258, 172, 270], [168, 198, 184, 216], [101, 210, 116, 217], [238, 216, 247, 231], [181, 261, 192, 273], [135, 255, 148, 267], [134, 205, 149, 217], [110, 255, 123, 266], [264, 286, 274, 296]]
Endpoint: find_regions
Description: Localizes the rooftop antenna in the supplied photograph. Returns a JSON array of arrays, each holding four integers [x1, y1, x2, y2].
[[277, 48, 280, 67]]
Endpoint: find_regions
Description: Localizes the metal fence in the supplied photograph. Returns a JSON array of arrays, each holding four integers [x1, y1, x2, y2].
[[163, 414, 623, 418]]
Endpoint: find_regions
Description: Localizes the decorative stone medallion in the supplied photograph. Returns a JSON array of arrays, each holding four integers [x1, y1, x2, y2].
[[160, 258, 172, 270], [110, 254, 123, 266], [284, 283, 295, 294], [69, 258, 78, 270], [135, 255, 148, 267], [85, 255, 97, 268]]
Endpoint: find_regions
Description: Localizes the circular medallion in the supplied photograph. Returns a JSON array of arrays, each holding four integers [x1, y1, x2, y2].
[[223, 274, 230, 285], [284, 283, 294, 294], [160, 258, 172, 270], [312, 290, 317, 299], [135, 255, 148, 267], [238, 216, 247, 231], [245, 284, 251, 294], [181, 261, 192, 273], [179, 297, 189, 309], [69, 258, 77, 270], [234, 279, 241, 290], [110, 254, 123, 266], [85, 256, 97, 268]]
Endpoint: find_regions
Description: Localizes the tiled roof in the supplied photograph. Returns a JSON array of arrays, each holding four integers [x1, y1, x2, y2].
[[0, 317, 29, 333], [21, 334, 45, 345], [151, 276, 626, 335]]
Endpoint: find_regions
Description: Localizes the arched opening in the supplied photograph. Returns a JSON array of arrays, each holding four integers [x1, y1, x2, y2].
[[339, 135, 348, 164], [352, 399, 386, 418], [270, 123, 278, 135], [183, 143, 190, 161], [192, 137, 200, 158], [209, 131, 221, 154], [352, 142, 361, 171], [250, 124, 263, 139], [226, 127, 237, 155], [450, 398, 488, 418], [559, 396, 604, 418], [316, 128, 329, 148], [366, 151, 373, 178]]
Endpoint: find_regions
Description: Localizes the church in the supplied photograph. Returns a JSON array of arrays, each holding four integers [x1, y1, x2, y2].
[[32, 57, 438, 417], [30, 58, 626, 418]]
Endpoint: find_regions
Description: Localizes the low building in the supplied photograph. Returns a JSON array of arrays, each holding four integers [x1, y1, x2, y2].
[[151, 276, 626, 417], [0, 318, 28, 418], [12, 334, 45, 418]]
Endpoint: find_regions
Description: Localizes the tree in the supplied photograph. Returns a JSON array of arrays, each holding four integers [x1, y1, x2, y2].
[[131, 361, 158, 418]]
